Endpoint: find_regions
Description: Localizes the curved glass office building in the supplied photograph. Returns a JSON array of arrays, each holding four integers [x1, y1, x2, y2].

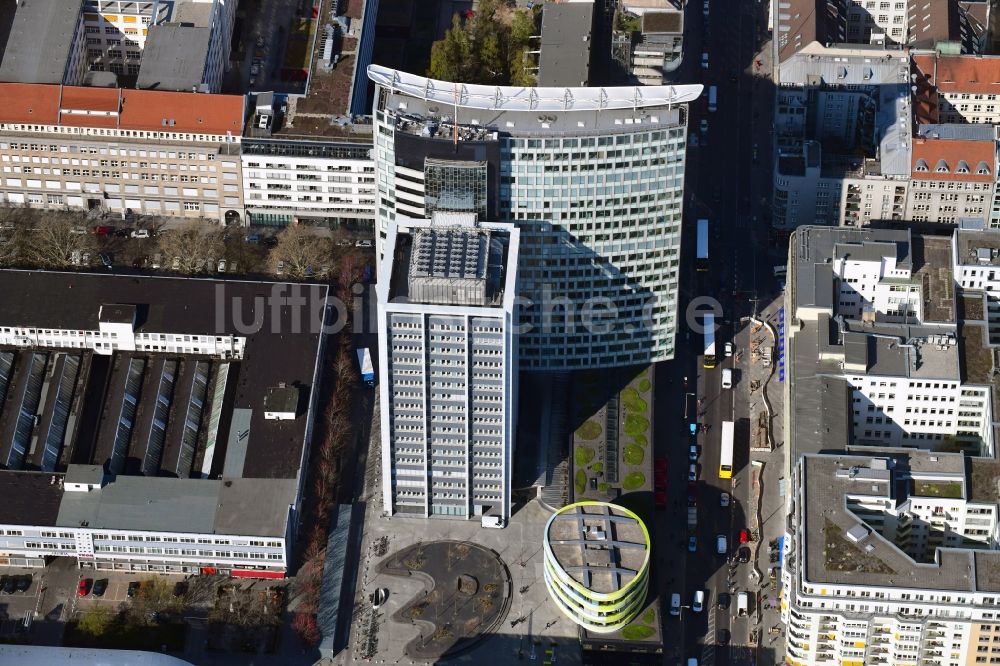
[[369, 65, 701, 370], [543, 502, 651, 633]]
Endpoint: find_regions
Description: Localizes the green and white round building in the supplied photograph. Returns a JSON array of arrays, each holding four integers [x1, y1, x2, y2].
[[542, 502, 651, 633]]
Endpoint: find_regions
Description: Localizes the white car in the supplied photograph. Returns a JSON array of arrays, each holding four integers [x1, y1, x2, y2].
[[688, 463, 697, 482], [701, 52, 709, 70], [720, 492, 730, 508], [717, 534, 728, 555], [131, 229, 150, 238], [688, 444, 698, 461], [724, 341, 734, 357], [693, 590, 704, 613], [217, 259, 227, 273]]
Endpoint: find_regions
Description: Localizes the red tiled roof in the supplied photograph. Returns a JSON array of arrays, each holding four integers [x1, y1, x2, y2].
[[59, 86, 120, 112], [120, 89, 244, 134], [912, 53, 1000, 95], [0, 83, 59, 125], [0, 83, 243, 134], [911, 137, 995, 182]]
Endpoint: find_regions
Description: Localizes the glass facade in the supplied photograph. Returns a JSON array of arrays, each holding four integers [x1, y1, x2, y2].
[[424, 159, 488, 216]]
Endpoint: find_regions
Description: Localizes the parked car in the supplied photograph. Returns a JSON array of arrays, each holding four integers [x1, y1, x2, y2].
[[127, 581, 141, 598], [217, 259, 227, 273], [688, 536, 698, 552], [131, 229, 150, 239], [688, 444, 698, 462], [245, 234, 260, 244], [276, 260, 285, 276], [688, 463, 697, 482], [99, 252, 113, 269], [78, 579, 92, 597], [92, 225, 113, 236], [738, 546, 751, 563], [261, 236, 278, 248], [716, 534, 728, 555], [720, 492, 730, 508], [692, 590, 704, 613], [114, 228, 132, 238], [701, 52, 709, 69], [336, 239, 353, 247], [739, 528, 750, 544], [172, 256, 181, 270], [355, 239, 374, 248], [92, 579, 108, 597], [724, 341, 734, 357]]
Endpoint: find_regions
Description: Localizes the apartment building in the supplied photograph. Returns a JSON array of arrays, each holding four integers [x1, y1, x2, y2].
[[952, 220, 1000, 345], [912, 52, 1000, 125], [0, 271, 328, 576], [0, 0, 237, 92], [0, 83, 245, 222], [240, 94, 376, 227], [845, 0, 908, 44], [786, 226, 995, 458], [774, 44, 911, 228], [369, 65, 701, 370], [783, 451, 1000, 666], [376, 213, 519, 521], [906, 124, 996, 224]]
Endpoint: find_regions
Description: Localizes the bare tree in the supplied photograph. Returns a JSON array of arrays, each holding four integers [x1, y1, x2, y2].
[[122, 577, 183, 626], [268, 225, 333, 280], [20, 214, 96, 268], [155, 221, 225, 274]]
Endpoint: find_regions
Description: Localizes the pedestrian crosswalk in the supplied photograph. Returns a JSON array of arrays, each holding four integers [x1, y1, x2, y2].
[[702, 608, 717, 665]]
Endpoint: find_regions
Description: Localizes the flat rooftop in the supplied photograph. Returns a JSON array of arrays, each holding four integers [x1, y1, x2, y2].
[[538, 1, 594, 87], [0, 271, 327, 481], [136, 24, 211, 91], [546, 503, 648, 595], [957, 227, 1000, 268], [0, 0, 83, 84], [801, 452, 1000, 593], [56, 475, 297, 537]]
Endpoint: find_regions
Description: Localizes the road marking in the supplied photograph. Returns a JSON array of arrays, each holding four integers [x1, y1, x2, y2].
[[702, 607, 717, 665]]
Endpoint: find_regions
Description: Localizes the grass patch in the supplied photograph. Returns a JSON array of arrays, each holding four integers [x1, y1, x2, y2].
[[624, 414, 650, 438], [576, 419, 602, 441], [575, 446, 595, 467], [638, 378, 651, 392], [823, 519, 895, 575], [622, 471, 645, 491], [64, 620, 186, 652], [622, 624, 655, 640], [632, 433, 648, 448], [598, 482, 610, 493], [575, 470, 587, 496], [621, 388, 647, 414], [624, 444, 644, 466], [591, 462, 603, 473], [913, 480, 963, 499], [640, 607, 655, 625]]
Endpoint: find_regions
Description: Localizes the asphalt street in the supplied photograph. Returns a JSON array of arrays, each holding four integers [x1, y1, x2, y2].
[[651, 0, 783, 664]]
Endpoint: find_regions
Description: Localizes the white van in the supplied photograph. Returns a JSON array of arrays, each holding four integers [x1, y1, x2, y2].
[[670, 593, 681, 616], [737, 591, 750, 616], [722, 368, 733, 389], [481, 515, 505, 529]]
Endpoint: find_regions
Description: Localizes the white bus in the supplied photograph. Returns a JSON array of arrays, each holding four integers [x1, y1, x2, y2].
[[708, 86, 717, 112], [719, 420, 734, 479]]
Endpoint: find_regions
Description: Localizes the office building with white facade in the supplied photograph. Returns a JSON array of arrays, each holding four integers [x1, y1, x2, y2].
[[784, 451, 1000, 666], [780, 224, 1000, 665], [369, 65, 701, 370], [240, 94, 377, 227], [0, 83, 245, 222], [376, 212, 519, 521], [0, 271, 328, 576]]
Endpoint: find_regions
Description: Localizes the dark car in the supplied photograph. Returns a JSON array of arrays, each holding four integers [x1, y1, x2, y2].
[[717, 592, 730, 610], [0, 577, 13, 594], [127, 581, 141, 598], [718, 628, 730, 646], [114, 228, 132, 238], [739, 546, 752, 563], [99, 252, 113, 269], [14, 576, 31, 593], [261, 236, 278, 248], [92, 579, 108, 597], [173, 581, 188, 597]]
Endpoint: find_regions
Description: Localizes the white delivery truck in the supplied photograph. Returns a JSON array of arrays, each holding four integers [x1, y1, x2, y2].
[[737, 591, 750, 617], [722, 368, 733, 389]]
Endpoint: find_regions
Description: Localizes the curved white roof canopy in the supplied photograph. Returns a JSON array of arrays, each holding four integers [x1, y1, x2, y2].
[[368, 64, 703, 112]]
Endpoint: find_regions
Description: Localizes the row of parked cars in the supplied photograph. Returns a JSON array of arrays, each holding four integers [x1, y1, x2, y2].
[[0, 575, 31, 594]]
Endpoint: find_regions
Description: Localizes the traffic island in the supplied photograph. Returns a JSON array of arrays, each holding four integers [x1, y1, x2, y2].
[[380, 540, 511, 661]]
